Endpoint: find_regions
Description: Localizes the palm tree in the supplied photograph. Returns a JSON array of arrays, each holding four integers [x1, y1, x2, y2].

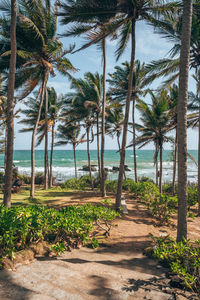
[[106, 103, 124, 152], [108, 60, 147, 182], [62, 76, 98, 187], [134, 90, 173, 193], [177, 0, 193, 243], [84, 72, 103, 180], [0, 0, 76, 199], [20, 88, 63, 188], [58, 0, 117, 197], [56, 122, 82, 179], [188, 71, 200, 215], [2, 0, 17, 207]]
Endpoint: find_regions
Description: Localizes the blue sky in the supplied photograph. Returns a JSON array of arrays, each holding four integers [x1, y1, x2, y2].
[[14, 20, 197, 150]]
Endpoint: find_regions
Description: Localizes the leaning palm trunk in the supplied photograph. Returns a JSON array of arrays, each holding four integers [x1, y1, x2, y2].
[[132, 96, 138, 182], [96, 112, 101, 180], [31, 84, 45, 199], [116, 20, 136, 210], [3, 0, 17, 207], [172, 131, 177, 196], [44, 89, 49, 189], [49, 122, 55, 188], [101, 38, 106, 197], [73, 142, 77, 179], [159, 144, 163, 194], [86, 126, 93, 189], [177, 0, 193, 242], [198, 108, 200, 215]]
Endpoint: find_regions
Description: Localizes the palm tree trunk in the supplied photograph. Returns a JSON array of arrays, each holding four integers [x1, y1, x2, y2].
[[101, 38, 106, 197], [177, 0, 193, 242], [198, 108, 200, 215], [159, 144, 163, 194], [116, 19, 136, 210], [155, 143, 159, 186], [87, 126, 93, 189], [96, 112, 101, 180], [3, 0, 17, 207], [172, 131, 177, 196], [132, 96, 138, 182], [117, 132, 121, 152], [4, 127, 8, 171], [73, 142, 77, 179], [44, 89, 49, 189], [49, 122, 54, 188], [30, 85, 45, 199]]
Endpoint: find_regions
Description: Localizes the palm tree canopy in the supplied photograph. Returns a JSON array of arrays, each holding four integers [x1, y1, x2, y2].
[[0, 0, 76, 99]]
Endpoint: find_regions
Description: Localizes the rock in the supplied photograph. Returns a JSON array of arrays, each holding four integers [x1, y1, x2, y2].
[[82, 165, 97, 172], [112, 166, 119, 172]]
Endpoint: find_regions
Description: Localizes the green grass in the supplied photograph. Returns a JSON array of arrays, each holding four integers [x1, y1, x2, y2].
[[0, 187, 81, 207]]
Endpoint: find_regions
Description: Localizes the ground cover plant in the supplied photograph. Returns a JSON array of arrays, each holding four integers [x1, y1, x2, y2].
[[149, 236, 200, 294], [0, 204, 119, 265], [106, 179, 199, 223]]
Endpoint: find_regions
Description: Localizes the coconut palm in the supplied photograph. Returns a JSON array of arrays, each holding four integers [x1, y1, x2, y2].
[[62, 76, 99, 187], [58, 0, 118, 197], [56, 122, 82, 179], [176, 0, 193, 242], [144, 0, 200, 86], [1, 0, 17, 207], [188, 71, 200, 215], [106, 103, 124, 152], [108, 60, 147, 182], [134, 90, 173, 193], [0, 0, 76, 199], [19, 88, 63, 188]]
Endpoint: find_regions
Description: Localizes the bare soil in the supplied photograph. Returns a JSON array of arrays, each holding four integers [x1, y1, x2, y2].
[[0, 191, 199, 300]]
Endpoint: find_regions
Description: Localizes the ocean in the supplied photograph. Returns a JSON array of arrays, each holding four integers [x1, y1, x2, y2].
[[0, 150, 198, 183]]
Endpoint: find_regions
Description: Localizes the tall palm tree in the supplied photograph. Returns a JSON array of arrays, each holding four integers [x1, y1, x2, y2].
[[108, 60, 147, 182], [177, 0, 193, 243], [188, 71, 200, 215], [0, 0, 76, 199], [56, 122, 82, 179], [58, 0, 117, 197], [134, 90, 173, 193], [106, 103, 124, 152], [84, 72, 103, 180], [2, 0, 17, 207], [62, 76, 98, 187]]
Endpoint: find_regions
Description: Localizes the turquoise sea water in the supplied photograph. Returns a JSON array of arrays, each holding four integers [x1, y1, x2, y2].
[[0, 150, 198, 183]]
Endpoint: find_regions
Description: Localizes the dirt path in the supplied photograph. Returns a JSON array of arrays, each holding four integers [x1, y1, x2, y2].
[[0, 192, 199, 300]]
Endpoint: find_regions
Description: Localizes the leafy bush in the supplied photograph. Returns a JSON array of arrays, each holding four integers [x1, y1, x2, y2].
[[150, 236, 200, 294], [18, 174, 31, 184], [105, 180, 118, 193], [0, 204, 119, 262], [138, 176, 154, 183], [0, 172, 4, 184], [188, 187, 198, 209], [35, 172, 44, 185], [144, 193, 177, 223], [61, 175, 93, 190]]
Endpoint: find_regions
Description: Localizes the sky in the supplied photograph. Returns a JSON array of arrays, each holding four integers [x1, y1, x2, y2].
[[14, 18, 198, 151]]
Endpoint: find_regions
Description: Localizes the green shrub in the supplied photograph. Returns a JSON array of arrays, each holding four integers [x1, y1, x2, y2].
[[150, 236, 200, 294], [0, 204, 119, 262], [144, 193, 177, 223], [0, 172, 4, 184], [138, 176, 154, 183], [105, 180, 117, 193], [18, 174, 31, 184], [61, 175, 93, 190], [188, 187, 198, 209], [35, 172, 44, 185]]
